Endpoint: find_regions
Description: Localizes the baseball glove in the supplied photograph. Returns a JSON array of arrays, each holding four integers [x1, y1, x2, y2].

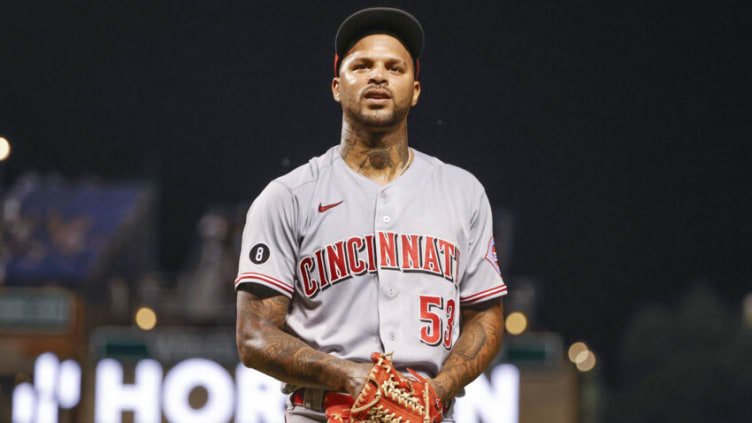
[[333, 352, 443, 423], [325, 403, 352, 423]]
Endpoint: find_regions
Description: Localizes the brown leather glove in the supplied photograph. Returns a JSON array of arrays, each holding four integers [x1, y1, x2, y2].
[[348, 352, 443, 423]]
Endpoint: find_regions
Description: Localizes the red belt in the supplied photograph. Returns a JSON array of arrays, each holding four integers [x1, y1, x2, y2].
[[292, 389, 354, 411]]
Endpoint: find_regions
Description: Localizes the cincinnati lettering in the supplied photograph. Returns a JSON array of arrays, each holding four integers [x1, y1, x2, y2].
[[298, 232, 460, 298]]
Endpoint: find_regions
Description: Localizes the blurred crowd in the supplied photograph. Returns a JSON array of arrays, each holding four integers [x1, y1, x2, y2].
[[1, 172, 244, 326]]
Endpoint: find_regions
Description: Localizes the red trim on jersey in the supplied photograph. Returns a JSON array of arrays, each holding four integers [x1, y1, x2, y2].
[[235, 272, 294, 295], [236, 272, 293, 290], [460, 284, 507, 304]]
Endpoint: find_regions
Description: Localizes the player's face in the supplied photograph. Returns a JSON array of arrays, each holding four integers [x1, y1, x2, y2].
[[332, 34, 421, 129]]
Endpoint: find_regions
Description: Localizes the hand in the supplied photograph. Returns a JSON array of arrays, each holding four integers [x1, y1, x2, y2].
[[343, 361, 374, 398], [428, 377, 452, 405]]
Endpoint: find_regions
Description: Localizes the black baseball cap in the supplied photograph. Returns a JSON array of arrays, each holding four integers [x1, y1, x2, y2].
[[334, 7, 424, 77]]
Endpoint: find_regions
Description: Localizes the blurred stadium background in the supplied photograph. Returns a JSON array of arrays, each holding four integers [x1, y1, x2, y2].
[[1, 1, 750, 422]]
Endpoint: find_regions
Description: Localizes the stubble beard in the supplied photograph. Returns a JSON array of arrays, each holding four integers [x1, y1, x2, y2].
[[344, 97, 410, 130]]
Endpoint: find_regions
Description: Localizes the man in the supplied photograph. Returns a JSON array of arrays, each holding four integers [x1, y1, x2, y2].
[[235, 7, 507, 422]]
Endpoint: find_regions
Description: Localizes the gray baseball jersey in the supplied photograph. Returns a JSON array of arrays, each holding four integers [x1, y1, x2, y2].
[[235, 145, 507, 377]]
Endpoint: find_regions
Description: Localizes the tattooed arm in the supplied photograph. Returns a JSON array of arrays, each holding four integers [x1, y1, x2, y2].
[[236, 286, 372, 397], [430, 297, 505, 404]]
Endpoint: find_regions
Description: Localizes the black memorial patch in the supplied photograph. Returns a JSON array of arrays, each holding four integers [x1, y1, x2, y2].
[[249, 243, 271, 264]]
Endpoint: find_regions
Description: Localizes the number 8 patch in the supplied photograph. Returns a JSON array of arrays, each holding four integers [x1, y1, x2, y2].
[[250, 243, 271, 264]]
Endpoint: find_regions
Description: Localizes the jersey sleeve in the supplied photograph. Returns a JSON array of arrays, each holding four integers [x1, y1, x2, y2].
[[235, 181, 298, 298], [459, 191, 508, 306]]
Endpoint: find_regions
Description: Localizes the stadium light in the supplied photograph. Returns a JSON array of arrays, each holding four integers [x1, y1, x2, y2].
[[135, 307, 157, 331], [0, 136, 10, 161], [567, 342, 588, 364], [505, 312, 528, 335], [575, 350, 596, 372]]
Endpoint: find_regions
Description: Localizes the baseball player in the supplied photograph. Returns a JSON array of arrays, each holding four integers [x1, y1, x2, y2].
[[235, 8, 507, 422]]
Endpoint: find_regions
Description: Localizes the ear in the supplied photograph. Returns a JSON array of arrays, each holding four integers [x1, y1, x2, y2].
[[411, 80, 421, 107], [331, 77, 342, 103]]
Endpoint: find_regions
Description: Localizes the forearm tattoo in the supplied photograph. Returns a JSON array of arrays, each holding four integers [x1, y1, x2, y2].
[[432, 299, 504, 403], [236, 291, 356, 391]]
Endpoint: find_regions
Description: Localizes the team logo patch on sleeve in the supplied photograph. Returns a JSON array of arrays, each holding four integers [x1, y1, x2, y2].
[[485, 237, 501, 275]]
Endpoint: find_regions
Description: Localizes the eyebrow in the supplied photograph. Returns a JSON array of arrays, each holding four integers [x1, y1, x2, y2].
[[349, 55, 409, 66]]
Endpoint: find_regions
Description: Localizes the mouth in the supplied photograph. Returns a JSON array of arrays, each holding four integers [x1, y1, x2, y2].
[[363, 89, 392, 101]]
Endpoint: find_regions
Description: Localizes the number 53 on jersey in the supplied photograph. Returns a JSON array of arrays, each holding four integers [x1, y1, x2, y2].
[[419, 296, 456, 349]]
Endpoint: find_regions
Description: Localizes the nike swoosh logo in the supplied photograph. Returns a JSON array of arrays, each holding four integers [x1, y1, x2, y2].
[[318, 201, 344, 212]]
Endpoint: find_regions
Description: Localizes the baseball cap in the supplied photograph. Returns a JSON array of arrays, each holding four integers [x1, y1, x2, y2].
[[334, 7, 424, 77]]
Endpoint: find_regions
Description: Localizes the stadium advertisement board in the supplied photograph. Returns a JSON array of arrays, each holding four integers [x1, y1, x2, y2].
[[12, 352, 519, 423]]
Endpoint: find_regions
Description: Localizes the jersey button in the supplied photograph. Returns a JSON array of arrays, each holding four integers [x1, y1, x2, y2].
[[380, 192, 389, 200], [382, 215, 391, 223], [387, 288, 395, 296], [389, 332, 396, 341]]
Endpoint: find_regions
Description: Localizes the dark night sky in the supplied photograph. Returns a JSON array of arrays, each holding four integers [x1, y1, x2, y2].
[[2, 0, 751, 376]]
